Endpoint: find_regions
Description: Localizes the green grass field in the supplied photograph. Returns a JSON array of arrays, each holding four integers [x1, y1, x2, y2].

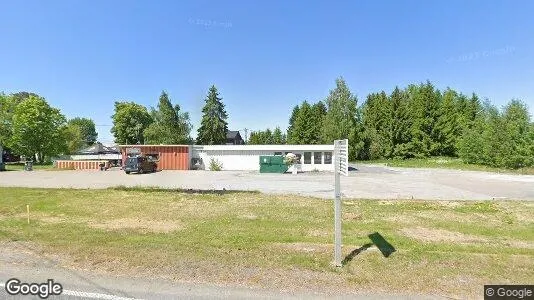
[[356, 156, 534, 175], [3, 163, 55, 171], [0, 187, 532, 297]]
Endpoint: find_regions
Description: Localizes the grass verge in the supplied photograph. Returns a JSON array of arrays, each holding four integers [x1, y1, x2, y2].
[[0, 187, 532, 297], [356, 157, 534, 175], [4, 163, 55, 171]]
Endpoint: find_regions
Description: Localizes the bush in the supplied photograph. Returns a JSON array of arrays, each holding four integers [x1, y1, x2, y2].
[[209, 158, 223, 171], [283, 153, 298, 166]]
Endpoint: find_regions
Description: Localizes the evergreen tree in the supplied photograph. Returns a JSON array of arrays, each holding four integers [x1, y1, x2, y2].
[[286, 105, 300, 144], [481, 103, 509, 167], [264, 128, 274, 144], [458, 110, 487, 165], [197, 85, 228, 145], [247, 129, 276, 144], [144, 91, 192, 144], [361, 91, 392, 159], [248, 131, 261, 145], [433, 88, 461, 156], [391, 87, 413, 158], [291, 101, 314, 144], [405, 81, 441, 157], [272, 127, 284, 144], [287, 100, 326, 145], [309, 101, 327, 144], [500, 100, 533, 168]]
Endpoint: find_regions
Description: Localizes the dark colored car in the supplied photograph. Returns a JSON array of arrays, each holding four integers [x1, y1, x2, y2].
[[123, 156, 157, 174]]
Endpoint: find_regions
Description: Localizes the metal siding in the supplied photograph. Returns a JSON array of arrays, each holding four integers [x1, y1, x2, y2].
[[117, 145, 188, 170], [55, 160, 110, 170]]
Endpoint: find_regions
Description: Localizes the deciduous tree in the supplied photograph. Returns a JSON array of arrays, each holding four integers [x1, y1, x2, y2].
[[63, 123, 85, 154], [67, 117, 98, 146], [10, 95, 66, 162], [111, 101, 153, 145], [321, 77, 359, 159]]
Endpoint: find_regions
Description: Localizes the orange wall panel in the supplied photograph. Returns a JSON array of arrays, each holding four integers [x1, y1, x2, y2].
[[120, 146, 190, 170]]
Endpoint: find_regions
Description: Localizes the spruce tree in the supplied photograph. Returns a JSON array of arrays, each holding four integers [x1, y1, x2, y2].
[[433, 88, 461, 156], [361, 91, 392, 159], [405, 81, 441, 157], [287, 105, 300, 144], [272, 127, 284, 144], [290, 101, 313, 144], [264, 128, 274, 144], [391, 87, 413, 158], [501, 100, 533, 168], [248, 131, 260, 144], [481, 103, 509, 167], [197, 85, 228, 145], [310, 101, 327, 144]]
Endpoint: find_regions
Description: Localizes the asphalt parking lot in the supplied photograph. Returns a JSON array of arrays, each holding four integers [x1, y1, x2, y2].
[[1, 164, 533, 200]]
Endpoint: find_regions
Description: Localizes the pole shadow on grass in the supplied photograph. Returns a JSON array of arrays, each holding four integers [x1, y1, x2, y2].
[[342, 232, 396, 266]]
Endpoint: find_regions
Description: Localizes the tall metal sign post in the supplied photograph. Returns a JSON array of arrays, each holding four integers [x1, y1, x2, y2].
[[333, 139, 349, 267]]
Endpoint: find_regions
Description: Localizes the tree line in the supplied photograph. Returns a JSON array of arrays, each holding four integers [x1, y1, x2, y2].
[[254, 78, 533, 169], [110, 85, 229, 146], [2, 78, 533, 169]]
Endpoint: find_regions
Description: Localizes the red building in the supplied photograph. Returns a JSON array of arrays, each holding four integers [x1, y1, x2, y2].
[[120, 145, 190, 170]]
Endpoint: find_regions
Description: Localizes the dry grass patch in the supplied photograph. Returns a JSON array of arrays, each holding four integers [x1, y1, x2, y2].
[[274, 242, 331, 254], [385, 214, 419, 224], [13, 212, 69, 225], [237, 214, 259, 220], [307, 229, 330, 237], [436, 201, 463, 208], [87, 218, 184, 233], [503, 240, 534, 250], [400, 227, 488, 243]]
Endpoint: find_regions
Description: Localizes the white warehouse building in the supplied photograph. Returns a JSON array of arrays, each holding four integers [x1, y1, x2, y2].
[[190, 144, 336, 172]]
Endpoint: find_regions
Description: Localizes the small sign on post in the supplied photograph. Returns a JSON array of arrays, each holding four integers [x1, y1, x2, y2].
[[333, 139, 349, 267], [126, 147, 141, 155]]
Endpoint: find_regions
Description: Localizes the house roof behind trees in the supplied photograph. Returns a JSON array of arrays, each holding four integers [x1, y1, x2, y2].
[[226, 131, 240, 139]]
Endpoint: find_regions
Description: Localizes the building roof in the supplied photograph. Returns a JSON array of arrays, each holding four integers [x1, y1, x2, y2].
[[226, 130, 241, 139], [118, 144, 334, 151], [193, 144, 335, 151], [119, 145, 190, 148], [77, 142, 121, 154]]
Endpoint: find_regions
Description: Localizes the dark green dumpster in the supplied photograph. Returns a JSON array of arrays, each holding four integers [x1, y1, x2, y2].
[[259, 155, 289, 173]]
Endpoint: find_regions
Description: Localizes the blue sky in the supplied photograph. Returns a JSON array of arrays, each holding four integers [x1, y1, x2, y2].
[[1, 0, 533, 143]]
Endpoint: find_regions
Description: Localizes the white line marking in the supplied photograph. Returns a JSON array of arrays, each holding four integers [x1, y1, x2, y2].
[[1, 282, 144, 300]]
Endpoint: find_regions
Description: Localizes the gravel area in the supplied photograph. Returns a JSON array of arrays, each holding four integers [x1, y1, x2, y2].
[[1, 164, 534, 200]]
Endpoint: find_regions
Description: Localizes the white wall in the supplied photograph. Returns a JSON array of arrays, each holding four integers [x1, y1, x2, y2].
[[192, 145, 335, 172]]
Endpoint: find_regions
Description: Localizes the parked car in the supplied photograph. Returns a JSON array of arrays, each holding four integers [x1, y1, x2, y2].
[[123, 156, 157, 174]]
